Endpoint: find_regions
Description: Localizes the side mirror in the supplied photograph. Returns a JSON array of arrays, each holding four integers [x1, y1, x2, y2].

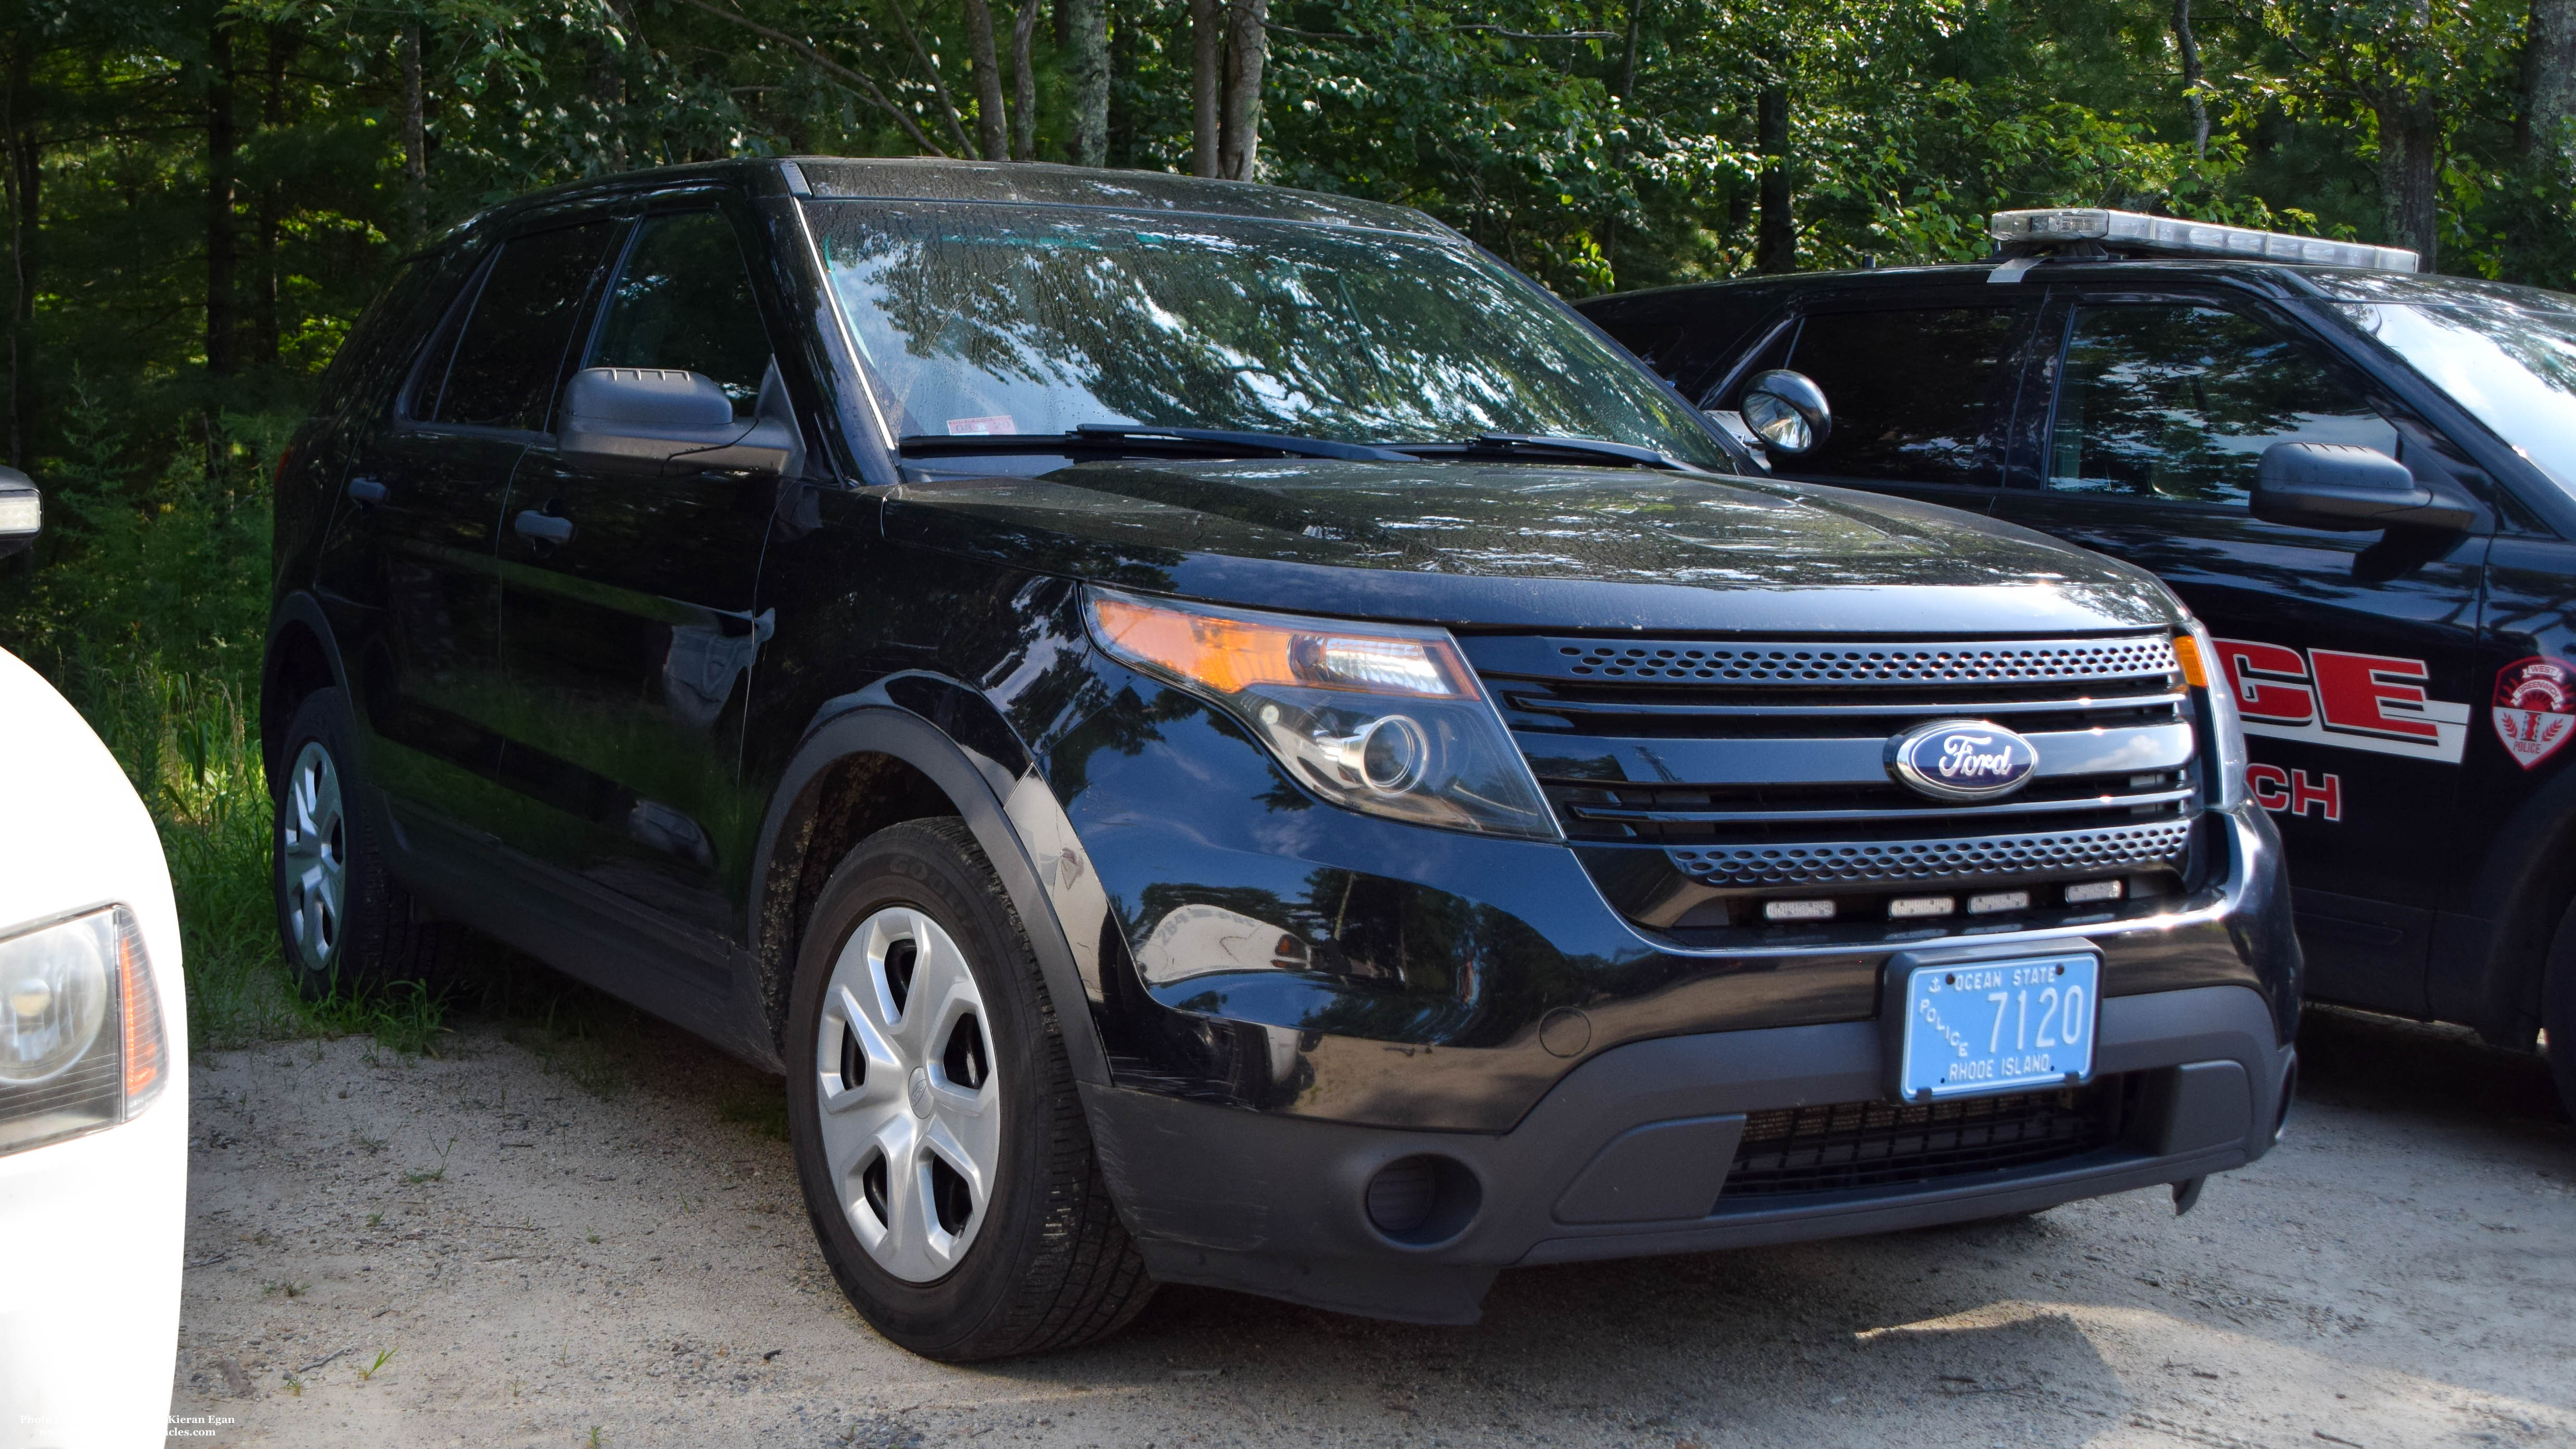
[[560, 367, 793, 476], [2252, 442, 2473, 533], [0, 467, 37, 559], [1739, 369, 1831, 456]]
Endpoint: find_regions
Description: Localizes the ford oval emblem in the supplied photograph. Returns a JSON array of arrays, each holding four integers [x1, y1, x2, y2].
[[1886, 720, 2041, 801]]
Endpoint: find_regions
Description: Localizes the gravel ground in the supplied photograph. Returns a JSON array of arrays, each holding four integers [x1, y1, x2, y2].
[[168, 991, 2574, 1449]]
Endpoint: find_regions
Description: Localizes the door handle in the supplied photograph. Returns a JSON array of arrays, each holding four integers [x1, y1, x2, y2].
[[513, 509, 574, 545], [347, 477, 387, 506]]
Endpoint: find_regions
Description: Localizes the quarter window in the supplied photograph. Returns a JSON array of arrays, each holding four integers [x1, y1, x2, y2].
[[422, 221, 615, 430], [2046, 303, 2399, 506], [1732, 306, 2021, 485], [588, 212, 775, 418]]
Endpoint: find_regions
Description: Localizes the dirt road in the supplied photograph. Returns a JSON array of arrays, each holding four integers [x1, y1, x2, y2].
[[169, 994, 2574, 1448]]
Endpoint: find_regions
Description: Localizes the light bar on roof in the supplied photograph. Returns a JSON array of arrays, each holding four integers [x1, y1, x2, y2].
[[1990, 208, 2419, 273]]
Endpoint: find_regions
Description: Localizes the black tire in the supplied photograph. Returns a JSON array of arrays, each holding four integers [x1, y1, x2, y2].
[[785, 817, 1154, 1361], [269, 687, 456, 1001]]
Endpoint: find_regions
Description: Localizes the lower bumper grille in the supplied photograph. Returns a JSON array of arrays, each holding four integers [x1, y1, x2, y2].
[[1721, 1080, 2123, 1199]]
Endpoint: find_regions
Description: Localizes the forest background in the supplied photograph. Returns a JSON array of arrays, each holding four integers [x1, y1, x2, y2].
[[2, 0, 2574, 1043]]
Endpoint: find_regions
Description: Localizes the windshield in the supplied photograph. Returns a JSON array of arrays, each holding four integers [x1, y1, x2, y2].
[[2337, 298, 2576, 494], [801, 201, 1728, 468]]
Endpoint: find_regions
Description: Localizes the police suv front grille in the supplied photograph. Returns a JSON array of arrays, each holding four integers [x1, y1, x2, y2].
[[1720, 1080, 2123, 1199], [1670, 819, 2198, 890], [1548, 636, 2179, 686], [1460, 632, 2202, 932]]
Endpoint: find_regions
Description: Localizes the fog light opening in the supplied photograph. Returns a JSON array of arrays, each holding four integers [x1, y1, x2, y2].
[[1363, 1154, 1483, 1247]]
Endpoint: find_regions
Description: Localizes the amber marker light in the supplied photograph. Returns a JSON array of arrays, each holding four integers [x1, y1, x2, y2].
[[115, 909, 167, 1113], [2171, 632, 2213, 688]]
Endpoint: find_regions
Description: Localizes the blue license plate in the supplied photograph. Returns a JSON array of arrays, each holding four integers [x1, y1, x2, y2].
[[1897, 953, 2099, 1101]]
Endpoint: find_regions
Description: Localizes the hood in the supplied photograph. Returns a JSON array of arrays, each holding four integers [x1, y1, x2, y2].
[[880, 459, 2182, 635]]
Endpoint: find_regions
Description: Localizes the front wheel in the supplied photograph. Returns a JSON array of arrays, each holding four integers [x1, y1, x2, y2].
[[785, 817, 1153, 1360]]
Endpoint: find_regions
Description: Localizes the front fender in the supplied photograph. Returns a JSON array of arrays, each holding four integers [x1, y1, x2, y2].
[[744, 687, 1111, 1085]]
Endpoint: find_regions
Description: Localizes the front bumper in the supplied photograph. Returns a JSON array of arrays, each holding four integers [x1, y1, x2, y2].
[[1087, 982, 2294, 1323], [0, 1095, 187, 1449]]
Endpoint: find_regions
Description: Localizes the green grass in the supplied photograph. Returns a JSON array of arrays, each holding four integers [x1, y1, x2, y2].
[[53, 656, 457, 1053]]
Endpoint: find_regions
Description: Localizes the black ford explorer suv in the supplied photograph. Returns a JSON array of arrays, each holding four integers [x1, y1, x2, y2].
[[263, 163, 2297, 1361], [1578, 209, 2576, 1118]]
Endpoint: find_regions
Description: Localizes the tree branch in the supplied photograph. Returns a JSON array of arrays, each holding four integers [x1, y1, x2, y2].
[[665, 0, 948, 157], [882, 0, 976, 158]]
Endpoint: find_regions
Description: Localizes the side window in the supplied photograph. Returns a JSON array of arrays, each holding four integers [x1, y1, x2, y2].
[[2046, 303, 2399, 506], [420, 221, 615, 430], [587, 211, 774, 418], [1727, 307, 2022, 486]]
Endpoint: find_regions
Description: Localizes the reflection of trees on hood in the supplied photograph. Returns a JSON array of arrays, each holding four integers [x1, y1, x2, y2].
[[815, 207, 1704, 448]]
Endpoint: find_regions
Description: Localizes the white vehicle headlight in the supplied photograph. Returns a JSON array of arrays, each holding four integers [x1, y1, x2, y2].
[[0, 907, 169, 1156], [1086, 588, 1559, 841], [2175, 621, 2250, 812]]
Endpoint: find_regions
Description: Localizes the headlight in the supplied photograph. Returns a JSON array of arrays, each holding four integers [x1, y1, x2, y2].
[[1085, 588, 1560, 841], [0, 907, 169, 1157], [2174, 621, 2250, 811]]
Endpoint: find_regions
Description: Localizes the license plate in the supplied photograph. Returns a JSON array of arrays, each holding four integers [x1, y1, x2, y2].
[[1896, 953, 2099, 1101]]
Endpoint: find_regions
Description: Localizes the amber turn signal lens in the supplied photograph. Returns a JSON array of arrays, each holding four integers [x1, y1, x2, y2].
[[2172, 632, 2212, 688], [115, 909, 166, 1111], [1089, 594, 1469, 699]]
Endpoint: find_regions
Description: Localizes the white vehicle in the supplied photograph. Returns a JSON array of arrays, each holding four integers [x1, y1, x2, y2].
[[0, 477, 188, 1449]]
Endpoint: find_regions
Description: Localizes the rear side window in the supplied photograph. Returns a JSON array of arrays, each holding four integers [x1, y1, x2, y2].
[[587, 211, 775, 418], [419, 221, 616, 430], [1736, 306, 2022, 485], [2046, 303, 2399, 506]]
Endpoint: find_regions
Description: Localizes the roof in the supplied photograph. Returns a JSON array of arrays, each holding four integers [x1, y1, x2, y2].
[[437, 156, 1458, 251]]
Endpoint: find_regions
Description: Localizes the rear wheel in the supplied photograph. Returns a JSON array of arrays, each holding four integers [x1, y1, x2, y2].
[[270, 688, 455, 1000], [785, 817, 1152, 1360]]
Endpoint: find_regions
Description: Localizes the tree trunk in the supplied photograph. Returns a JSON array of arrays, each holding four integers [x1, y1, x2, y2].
[[254, 23, 293, 369], [1218, 0, 1267, 180], [2522, 0, 2576, 163], [1190, 0, 1221, 176], [1009, 0, 1040, 161], [401, 24, 426, 248], [2173, 0, 2209, 159], [2376, 100, 2440, 264], [1065, 0, 1108, 165], [1618, 0, 1643, 98], [1755, 73, 1793, 274], [961, 0, 1010, 160], [207, 16, 238, 377], [2, 35, 34, 472]]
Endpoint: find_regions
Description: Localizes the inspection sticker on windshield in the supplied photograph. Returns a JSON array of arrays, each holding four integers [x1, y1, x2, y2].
[[946, 415, 1017, 435], [1897, 954, 2098, 1101]]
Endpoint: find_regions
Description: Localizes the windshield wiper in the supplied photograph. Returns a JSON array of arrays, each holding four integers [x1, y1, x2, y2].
[[1389, 433, 1710, 473], [898, 422, 1414, 463]]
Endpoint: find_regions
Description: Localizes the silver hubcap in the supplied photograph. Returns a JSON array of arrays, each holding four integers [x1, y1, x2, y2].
[[815, 906, 1000, 1283], [280, 741, 347, 972]]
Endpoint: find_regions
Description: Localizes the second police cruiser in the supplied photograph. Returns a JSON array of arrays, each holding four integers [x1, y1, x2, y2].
[[1580, 210, 2576, 1117]]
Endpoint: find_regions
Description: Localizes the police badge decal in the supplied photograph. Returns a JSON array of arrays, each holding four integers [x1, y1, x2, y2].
[[2492, 657, 2576, 768]]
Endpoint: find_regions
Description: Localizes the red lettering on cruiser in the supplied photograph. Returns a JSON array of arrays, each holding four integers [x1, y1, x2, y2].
[[2289, 769, 2342, 820], [2310, 649, 2442, 742], [2246, 763, 2291, 810], [2213, 639, 2315, 724]]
